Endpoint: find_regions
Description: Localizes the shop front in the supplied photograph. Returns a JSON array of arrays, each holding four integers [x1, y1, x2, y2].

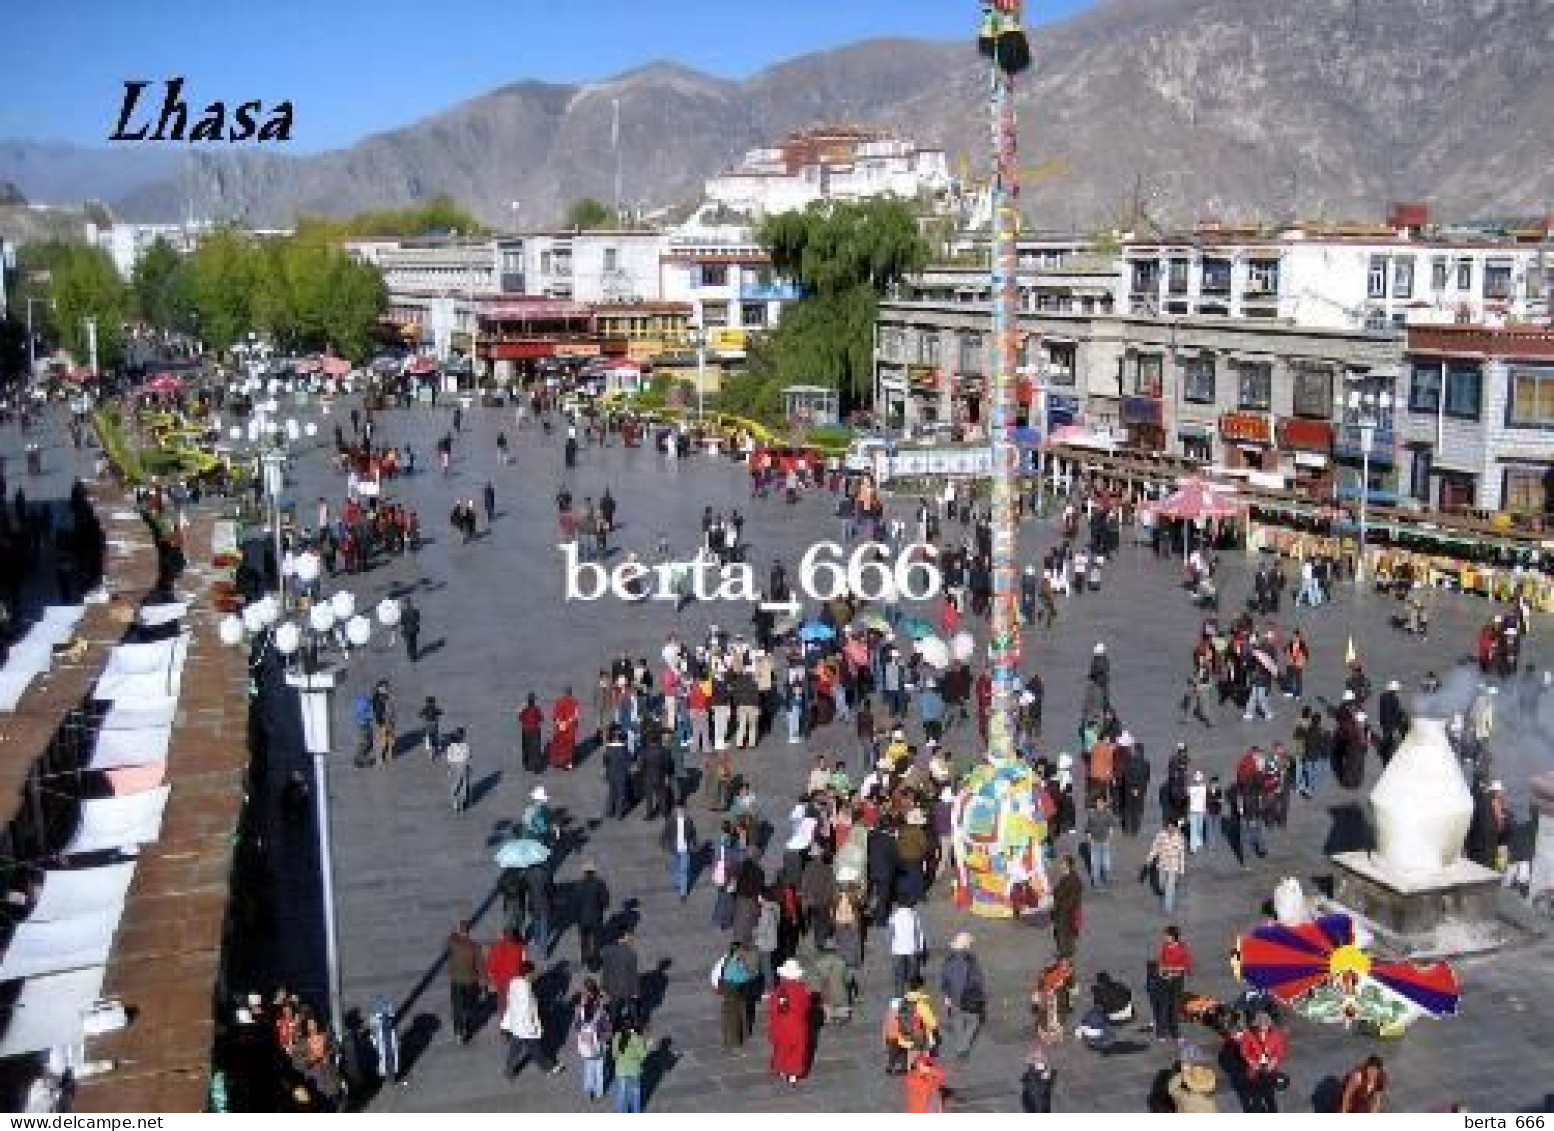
[[1177, 422, 1214, 464], [1120, 395, 1165, 452], [1276, 418, 1335, 497], [906, 364, 944, 428], [1219, 412, 1275, 471]]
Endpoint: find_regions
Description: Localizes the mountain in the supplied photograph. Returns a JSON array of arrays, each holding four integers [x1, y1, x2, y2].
[[2, 0, 1550, 230]]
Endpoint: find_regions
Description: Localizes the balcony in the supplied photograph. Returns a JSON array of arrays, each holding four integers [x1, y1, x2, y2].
[[1333, 422, 1396, 464]]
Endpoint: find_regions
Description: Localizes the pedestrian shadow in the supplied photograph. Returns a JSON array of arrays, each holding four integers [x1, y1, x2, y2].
[[536, 960, 575, 1060], [639, 958, 674, 1022], [398, 1012, 442, 1078], [605, 898, 642, 943], [416, 638, 447, 659], [641, 1036, 680, 1109], [469, 771, 502, 809], [1322, 802, 1373, 856]]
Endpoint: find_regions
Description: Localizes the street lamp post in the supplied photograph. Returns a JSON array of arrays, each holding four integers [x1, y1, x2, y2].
[[84, 316, 98, 378], [692, 322, 707, 422], [223, 586, 378, 1043], [1348, 389, 1392, 587]]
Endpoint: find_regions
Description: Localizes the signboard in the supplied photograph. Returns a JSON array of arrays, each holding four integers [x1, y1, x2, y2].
[[479, 300, 593, 321], [1277, 418, 1335, 452], [1220, 412, 1273, 445], [879, 446, 995, 480], [711, 328, 748, 352], [1120, 396, 1164, 427], [554, 343, 601, 358], [1047, 395, 1080, 429], [739, 282, 802, 301]]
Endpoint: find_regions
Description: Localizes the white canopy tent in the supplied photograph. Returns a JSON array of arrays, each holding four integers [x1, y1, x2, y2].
[[99, 699, 179, 732], [0, 966, 106, 1059], [89, 724, 172, 770], [61, 788, 170, 856], [0, 914, 118, 980], [23, 864, 136, 923]]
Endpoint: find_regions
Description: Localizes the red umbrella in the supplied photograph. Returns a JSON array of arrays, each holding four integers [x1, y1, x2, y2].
[[1151, 477, 1246, 521], [144, 374, 184, 395]]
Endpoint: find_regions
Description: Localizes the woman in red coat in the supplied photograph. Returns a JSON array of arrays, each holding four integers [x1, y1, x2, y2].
[[767, 960, 814, 1084], [549, 689, 580, 770]]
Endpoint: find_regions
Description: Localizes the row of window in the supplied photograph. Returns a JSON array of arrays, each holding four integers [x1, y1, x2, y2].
[[1368, 256, 1516, 301], [1408, 361, 1554, 427], [1133, 258, 1282, 297], [1132, 356, 1332, 415]]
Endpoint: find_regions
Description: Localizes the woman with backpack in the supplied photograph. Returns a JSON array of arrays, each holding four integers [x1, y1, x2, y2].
[[573, 978, 612, 1102], [713, 942, 756, 1049], [767, 959, 814, 1085]]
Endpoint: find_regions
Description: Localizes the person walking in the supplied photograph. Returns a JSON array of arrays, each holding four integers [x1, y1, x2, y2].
[[599, 930, 642, 1028], [1153, 925, 1193, 1042], [1235, 1011, 1287, 1113], [611, 1020, 650, 1112], [1084, 796, 1117, 885], [889, 900, 927, 999], [401, 597, 421, 662], [904, 1051, 948, 1112], [660, 803, 699, 901], [445, 920, 487, 1045], [1020, 1046, 1057, 1113], [574, 978, 612, 1102], [499, 963, 565, 1079], [939, 931, 987, 1059], [419, 695, 443, 758], [573, 860, 609, 972], [1051, 855, 1083, 958], [713, 941, 757, 1048], [1339, 1054, 1388, 1113], [549, 687, 581, 770], [767, 959, 815, 1085], [482, 480, 497, 526], [1145, 821, 1188, 913], [444, 728, 472, 814], [518, 693, 545, 773]]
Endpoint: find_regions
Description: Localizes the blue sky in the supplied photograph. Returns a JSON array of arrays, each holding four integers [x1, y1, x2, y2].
[[2, 0, 1093, 150]]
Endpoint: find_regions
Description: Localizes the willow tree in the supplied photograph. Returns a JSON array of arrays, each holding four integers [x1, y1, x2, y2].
[[754, 198, 927, 408]]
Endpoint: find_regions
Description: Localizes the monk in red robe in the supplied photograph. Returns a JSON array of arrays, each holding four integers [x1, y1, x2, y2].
[[549, 688, 580, 770], [767, 960, 814, 1084]]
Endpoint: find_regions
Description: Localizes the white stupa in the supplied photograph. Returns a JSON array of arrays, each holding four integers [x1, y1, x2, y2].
[[1368, 717, 1474, 878]]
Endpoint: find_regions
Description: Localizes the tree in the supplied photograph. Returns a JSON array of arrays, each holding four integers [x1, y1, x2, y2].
[[753, 198, 928, 407], [565, 197, 613, 231], [48, 243, 130, 371], [188, 227, 257, 355], [132, 238, 195, 334], [292, 195, 489, 240]]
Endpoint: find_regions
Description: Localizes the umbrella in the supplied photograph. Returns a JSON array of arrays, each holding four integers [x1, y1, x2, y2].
[[798, 621, 836, 642], [951, 631, 975, 662], [901, 617, 935, 640], [144, 374, 184, 395], [917, 635, 950, 669], [858, 611, 891, 633], [493, 838, 550, 869], [1150, 477, 1246, 522]]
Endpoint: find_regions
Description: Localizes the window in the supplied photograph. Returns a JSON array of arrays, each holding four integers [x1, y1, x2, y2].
[[699, 263, 728, 287], [1408, 362, 1442, 413], [1183, 356, 1216, 404], [1367, 256, 1388, 299], [1133, 354, 1163, 397], [700, 301, 729, 327], [1409, 447, 1433, 503], [1502, 467, 1548, 516], [1507, 367, 1554, 428], [1201, 258, 1232, 294], [1130, 260, 1159, 295], [1237, 362, 1272, 410], [1393, 257, 1414, 300], [603, 247, 619, 272], [1443, 363, 1481, 420], [1045, 343, 1076, 386], [1247, 259, 1280, 296], [915, 331, 942, 367], [539, 250, 552, 274], [1167, 259, 1189, 295], [1430, 257, 1448, 291], [959, 332, 984, 374], [1484, 261, 1513, 300], [1455, 259, 1473, 291], [1292, 366, 1333, 418], [740, 302, 767, 329]]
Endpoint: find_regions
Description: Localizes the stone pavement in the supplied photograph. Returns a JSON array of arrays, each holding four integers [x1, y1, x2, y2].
[[268, 399, 1550, 1113]]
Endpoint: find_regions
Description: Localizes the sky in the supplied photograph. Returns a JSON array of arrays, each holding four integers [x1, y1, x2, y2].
[[1, 0, 1095, 151]]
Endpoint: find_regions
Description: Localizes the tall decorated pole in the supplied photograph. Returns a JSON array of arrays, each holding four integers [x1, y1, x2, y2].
[[948, 1, 1044, 920], [980, 0, 1031, 764]]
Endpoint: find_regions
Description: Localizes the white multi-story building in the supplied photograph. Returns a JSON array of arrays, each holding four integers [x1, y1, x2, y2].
[[1122, 209, 1553, 331], [704, 125, 951, 219], [659, 216, 800, 360], [98, 221, 293, 278]]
